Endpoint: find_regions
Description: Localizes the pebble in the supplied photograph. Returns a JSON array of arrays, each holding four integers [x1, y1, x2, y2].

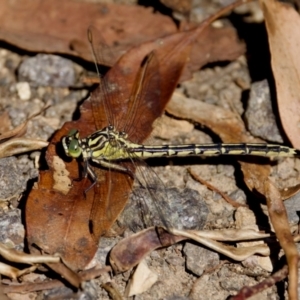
[[18, 54, 75, 87], [245, 80, 283, 143], [0, 208, 24, 251], [183, 243, 219, 276], [0, 156, 37, 201], [16, 82, 31, 100]]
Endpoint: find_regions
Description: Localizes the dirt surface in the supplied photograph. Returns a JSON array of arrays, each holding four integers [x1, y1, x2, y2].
[[0, 1, 299, 299]]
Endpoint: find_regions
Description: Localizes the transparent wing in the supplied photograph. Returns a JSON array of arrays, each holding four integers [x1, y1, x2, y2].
[[87, 25, 126, 129], [119, 152, 181, 231], [88, 142, 134, 239]]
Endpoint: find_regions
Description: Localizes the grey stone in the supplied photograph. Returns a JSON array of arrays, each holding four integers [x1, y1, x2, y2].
[[183, 243, 219, 276], [245, 80, 283, 143], [18, 54, 75, 87]]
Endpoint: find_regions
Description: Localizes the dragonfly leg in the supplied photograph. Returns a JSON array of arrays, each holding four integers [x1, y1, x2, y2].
[[95, 159, 130, 173], [84, 164, 98, 194], [84, 159, 135, 194]]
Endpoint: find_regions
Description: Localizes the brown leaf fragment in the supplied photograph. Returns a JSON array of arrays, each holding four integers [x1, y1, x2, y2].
[[240, 162, 271, 196], [26, 113, 100, 270], [279, 183, 300, 200], [110, 227, 185, 273], [181, 24, 245, 81], [260, 0, 300, 148], [264, 179, 298, 300]]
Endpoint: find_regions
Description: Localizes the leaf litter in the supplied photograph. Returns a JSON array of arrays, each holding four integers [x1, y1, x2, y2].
[[0, 0, 299, 299]]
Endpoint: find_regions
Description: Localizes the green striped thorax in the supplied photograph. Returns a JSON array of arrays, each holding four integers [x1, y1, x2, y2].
[[62, 125, 133, 161]]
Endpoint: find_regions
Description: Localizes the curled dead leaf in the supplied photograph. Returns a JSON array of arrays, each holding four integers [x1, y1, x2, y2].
[[110, 226, 271, 274], [261, 0, 300, 148], [0, 138, 48, 159], [110, 227, 185, 273]]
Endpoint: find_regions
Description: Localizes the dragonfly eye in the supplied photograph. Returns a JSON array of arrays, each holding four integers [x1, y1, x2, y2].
[[68, 139, 82, 158]]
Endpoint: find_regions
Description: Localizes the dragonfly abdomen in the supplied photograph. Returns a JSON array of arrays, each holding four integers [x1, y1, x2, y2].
[[130, 143, 300, 158]]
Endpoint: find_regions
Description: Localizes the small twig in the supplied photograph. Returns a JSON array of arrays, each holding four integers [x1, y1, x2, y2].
[[188, 168, 247, 208], [230, 259, 300, 300], [101, 282, 124, 300]]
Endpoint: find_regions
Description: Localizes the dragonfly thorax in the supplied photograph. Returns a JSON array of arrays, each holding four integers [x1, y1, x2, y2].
[[62, 126, 133, 161]]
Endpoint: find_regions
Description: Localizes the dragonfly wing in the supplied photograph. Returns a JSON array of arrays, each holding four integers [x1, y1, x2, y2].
[[121, 154, 180, 231], [88, 26, 130, 129]]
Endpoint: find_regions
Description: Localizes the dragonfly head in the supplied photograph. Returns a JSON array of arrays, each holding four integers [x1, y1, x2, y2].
[[62, 129, 82, 158]]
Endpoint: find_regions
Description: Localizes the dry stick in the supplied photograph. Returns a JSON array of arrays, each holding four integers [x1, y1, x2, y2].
[[101, 282, 123, 300], [188, 168, 247, 208], [230, 258, 300, 300]]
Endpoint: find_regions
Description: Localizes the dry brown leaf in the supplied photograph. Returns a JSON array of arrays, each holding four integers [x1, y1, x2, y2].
[[0, 0, 175, 65], [110, 227, 271, 273], [110, 228, 185, 273], [264, 179, 299, 300], [260, 0, 300, 148], [0, 138, 48, 158], [0, 0, 245, 84]]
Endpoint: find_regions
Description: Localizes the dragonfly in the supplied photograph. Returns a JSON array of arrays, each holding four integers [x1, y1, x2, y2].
[[62, 28, 300, 233]]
